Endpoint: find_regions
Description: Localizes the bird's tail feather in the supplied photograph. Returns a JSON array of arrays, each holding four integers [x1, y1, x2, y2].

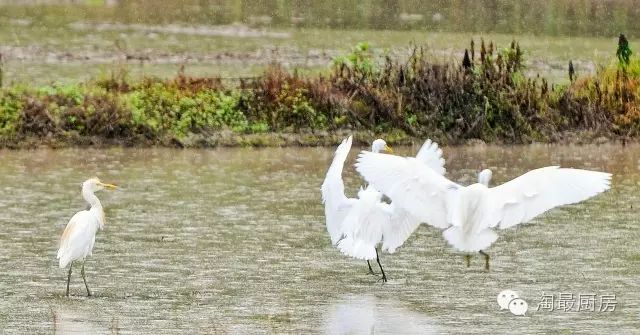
[[58, 254, 71, 269], [337, 237, 377, 260], [443, 226, 498, 253], [57, 247, 71, 268]]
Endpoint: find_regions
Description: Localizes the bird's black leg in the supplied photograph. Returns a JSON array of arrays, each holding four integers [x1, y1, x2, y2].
[[464, 254, 471, 267], [367, 260, 376, 275], [479, 250, 490, 271], [66, 262, 73, 297], [375, 247, 387, 283], [81, 261, 92, 297]]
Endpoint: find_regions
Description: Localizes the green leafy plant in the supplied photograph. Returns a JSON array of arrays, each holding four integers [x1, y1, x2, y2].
[[0, 90, 21, 137], [333, 42, 377, 77]]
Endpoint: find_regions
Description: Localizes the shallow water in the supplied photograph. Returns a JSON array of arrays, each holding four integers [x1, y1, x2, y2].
[[0, 144, 638, 334]]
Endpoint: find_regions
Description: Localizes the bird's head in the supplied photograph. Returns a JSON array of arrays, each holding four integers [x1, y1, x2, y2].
[[478, 169, 493, 187], [83, 177, 117, 193], [371, 139, 393, 153]]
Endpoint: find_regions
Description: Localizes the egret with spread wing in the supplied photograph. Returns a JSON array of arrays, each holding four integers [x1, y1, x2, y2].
[[321, 137, 446, 281], [355, 152, 611, 270], [57, 177, 117, 297]]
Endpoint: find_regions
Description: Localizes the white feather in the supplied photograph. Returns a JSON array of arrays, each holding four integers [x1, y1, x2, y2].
[[57, 209, 101, 268], [355, 152, 457, 229], [322, 137, 450, 262], [415, 139, 446, 175], [382, 204, 424, 253], [337, 187, 389, 260], [356, 152, 611, 253], [486, 166, 612, 229], [57, 177, 114, 269], [321, 136, 356, 244]]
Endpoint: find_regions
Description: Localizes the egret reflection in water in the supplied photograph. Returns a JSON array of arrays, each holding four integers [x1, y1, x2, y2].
[[52, 308, 119, 334], [323, 294, 439, 335]]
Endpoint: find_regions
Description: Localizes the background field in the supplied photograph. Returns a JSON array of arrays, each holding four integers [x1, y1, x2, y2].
[[1, 0, 637, 85]]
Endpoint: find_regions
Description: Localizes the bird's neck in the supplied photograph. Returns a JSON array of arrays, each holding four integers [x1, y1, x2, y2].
[[82, 187, 102, 209], [83, 187, 106, 228], [364, 145, 378, 187]]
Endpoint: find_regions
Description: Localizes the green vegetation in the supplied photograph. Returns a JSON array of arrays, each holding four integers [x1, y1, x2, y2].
[[1, 39, 640, 148]]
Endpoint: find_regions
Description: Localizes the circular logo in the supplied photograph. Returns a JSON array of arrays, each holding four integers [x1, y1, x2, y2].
[[497, 290, 519, 310], [508, 298, 529, 316]]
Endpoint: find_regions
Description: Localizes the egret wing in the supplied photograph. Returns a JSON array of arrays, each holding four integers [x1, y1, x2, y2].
[[415, 139, 446, 175], [485, 166, 611, 229], [381, 203, 423, 253], [337, 188, 388, 260], [321, 136, 357, 244], [57, 210, 99, 268], [355, 152, 458, 229]]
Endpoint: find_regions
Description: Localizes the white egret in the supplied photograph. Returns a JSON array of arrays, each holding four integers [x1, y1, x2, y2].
[[321, 136, 446, 281], [355, 151, 611, 270], [57, 177, 117, 296]]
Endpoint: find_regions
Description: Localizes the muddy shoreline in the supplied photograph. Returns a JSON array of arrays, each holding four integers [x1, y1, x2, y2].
[[0, 130, 628, 150]]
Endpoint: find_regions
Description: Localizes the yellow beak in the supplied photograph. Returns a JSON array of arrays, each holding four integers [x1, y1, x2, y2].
[[100, 182, 118, 190], [384, 145, 393, 153]]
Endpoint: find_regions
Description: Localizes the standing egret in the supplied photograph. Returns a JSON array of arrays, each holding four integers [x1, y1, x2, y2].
[[321, 137, 446, 281], [57, 177, 117, 297], [355, 152, 611, 270]]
